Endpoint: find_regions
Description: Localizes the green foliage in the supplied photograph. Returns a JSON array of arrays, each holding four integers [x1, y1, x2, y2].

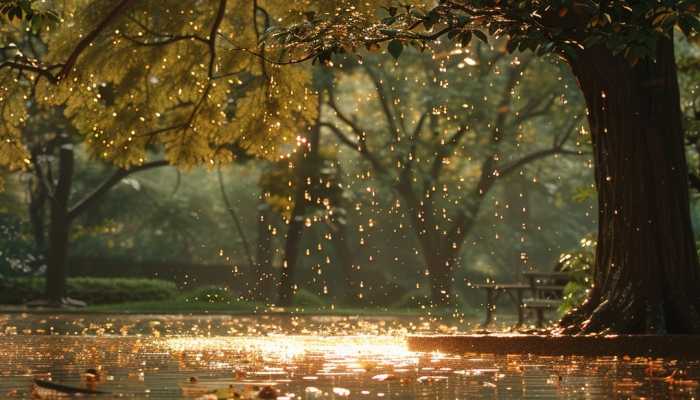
[[391, 289, 430, 309], [0, 0, 57, 30], [1, 0, 323, 171], [67, 165, 254, 265], [679, 37, 700, 197], [0, 1, 601, 312], [85, 297, 257, 314], [0, 276, 177, 304], [292, 288, 328, 307], [269, 1, 700, 66], [0, 212, 38, 277], [557, 235, 596, 315], [387, 39, 403, 59], [259, 151, 346, 220], [184, 286, 240, 304]]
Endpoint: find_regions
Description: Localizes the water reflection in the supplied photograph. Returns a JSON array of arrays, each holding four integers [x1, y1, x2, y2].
[[0, 314, 698, 399]]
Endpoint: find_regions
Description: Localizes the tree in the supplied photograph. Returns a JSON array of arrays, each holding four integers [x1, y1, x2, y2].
[[268, 1, 700, 333], [325, 45, 582, 307], [680, 38, 700, 193], [0, 0, 316, 303], [3, 1, 699, 331], [258, 99, 349, 306], [26, 135, 168, 304], [1, 0, 317, 176], [1, 0, 380, 306], [3, 83, 171, 304]]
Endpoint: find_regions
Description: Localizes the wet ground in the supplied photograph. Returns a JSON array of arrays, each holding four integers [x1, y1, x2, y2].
[[0, 314, 698, 399]]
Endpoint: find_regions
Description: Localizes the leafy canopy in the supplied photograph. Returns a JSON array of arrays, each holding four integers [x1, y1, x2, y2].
[[266, 1, 699, 65], [2, 0, 697, 175], [1, 0, 347, 171]]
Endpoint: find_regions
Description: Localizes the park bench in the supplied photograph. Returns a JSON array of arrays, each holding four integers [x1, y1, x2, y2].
[[473, 271, 569, 328]]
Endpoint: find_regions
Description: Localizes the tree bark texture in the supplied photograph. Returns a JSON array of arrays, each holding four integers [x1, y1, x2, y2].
[[560, 37, 700, 334]]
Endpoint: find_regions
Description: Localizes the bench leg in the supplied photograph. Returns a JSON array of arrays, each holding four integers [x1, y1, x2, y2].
[[536, 308, 544, 328], [483, 289, 494, 327], [516, 290, 524, 327]]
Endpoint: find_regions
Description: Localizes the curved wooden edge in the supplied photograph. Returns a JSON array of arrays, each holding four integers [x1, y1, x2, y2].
[[406, 334, 700, 358]]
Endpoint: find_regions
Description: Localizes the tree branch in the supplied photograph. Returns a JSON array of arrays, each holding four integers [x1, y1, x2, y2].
[[321, 122, 387, 175], [67, 160, 169, 220], [121, 34, 208, 46], [217, 167, 256, 272], [498, 147, 579, 178], [0, 61, 60, 83], [514, 93, 557, 123], [690, 173, 700, 193], [207, 0, 227, 79], [58, 0, 136, 81], [399, 110, 429, 176], [217, 33, 316, 65], [363, 64, 401, 137], [430, 125, 467, 181]]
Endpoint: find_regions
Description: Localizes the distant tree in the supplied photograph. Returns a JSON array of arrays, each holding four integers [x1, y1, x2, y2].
[[20, 125, 168, 304], [1, 87, 170, 304], [266, 1, 700, 334], [326, 46, 582, 307], [680, 40, 700, 193], [2, 1, 699, 332], [0, 0, 363, 306], [258, 102, 349, 306]]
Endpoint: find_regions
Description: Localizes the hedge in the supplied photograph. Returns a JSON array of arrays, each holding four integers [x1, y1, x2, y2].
[[292, 289, 328, 307], [0, 277, 177, 305], [184, 286, 240, 304]]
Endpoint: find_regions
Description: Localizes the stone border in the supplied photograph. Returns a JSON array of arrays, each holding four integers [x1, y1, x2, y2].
[[407, 334, 700, 358]]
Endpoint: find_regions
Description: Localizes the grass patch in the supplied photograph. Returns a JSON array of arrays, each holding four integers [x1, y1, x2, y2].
[[0, 277, 480, 318], [0, 277, 177, 305], [86, 297, 258, 314], [84, 299, 474, 317]]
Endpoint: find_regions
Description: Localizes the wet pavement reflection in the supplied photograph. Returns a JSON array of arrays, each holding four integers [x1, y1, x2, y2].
[[0, 314, 698, 399]]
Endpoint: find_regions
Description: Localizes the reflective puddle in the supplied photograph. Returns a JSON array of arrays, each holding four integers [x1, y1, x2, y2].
[[0, 314, 698, 399]]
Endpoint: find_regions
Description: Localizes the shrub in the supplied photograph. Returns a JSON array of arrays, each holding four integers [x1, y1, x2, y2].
[[0, 277, 177, 305], [0, 213, 41, 277], [183, 286, 239, 304], [558, 236, 596, 315], [292, 289, 328, 307], [391, 289, 431, 309], [391, 288, 476, 315]]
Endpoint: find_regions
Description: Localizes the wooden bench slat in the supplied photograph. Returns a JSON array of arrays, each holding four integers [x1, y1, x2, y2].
[[522, 298, 561, 308], [472, 283, 530, 289], [533, 285, 566, 291], [522, 272, 569, 279], [473, 272, 570, 328]]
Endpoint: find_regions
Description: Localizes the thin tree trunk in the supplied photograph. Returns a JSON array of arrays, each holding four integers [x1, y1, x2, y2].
[[504, 175, 530, 279], [45, 146, 74, 304], [255, 202, 275, 302], [398, 181, 461, 308], [217, 167, 256, 292], [560, 37, 700, 334], [330, 213, 356, 304], [28, 174, 47, 261], [426, 252, 455, 307], [277, 118, 322, 306]]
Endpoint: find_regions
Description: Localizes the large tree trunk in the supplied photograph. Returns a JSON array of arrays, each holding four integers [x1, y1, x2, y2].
[[560, 37, 700, 334], [45, 146, 74, 304], [277, 120, 321, 307]]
